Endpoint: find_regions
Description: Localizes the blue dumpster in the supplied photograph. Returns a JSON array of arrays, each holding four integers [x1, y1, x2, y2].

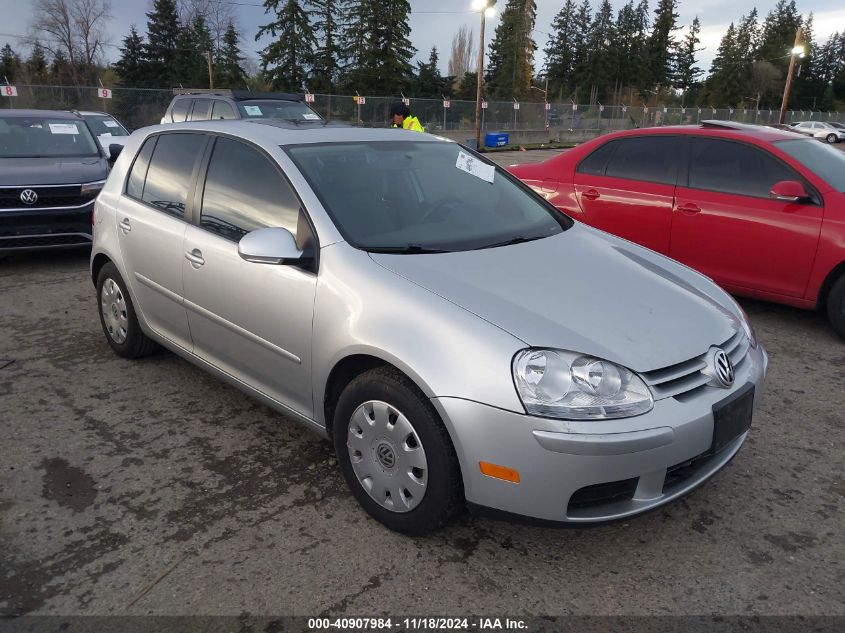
[[484, 132, 510, 147]]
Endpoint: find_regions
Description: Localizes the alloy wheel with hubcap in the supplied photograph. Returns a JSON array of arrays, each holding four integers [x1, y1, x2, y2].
[[827, 134, 837, 144], [347, 400, 428, 513], [100, 278, 129, 344]]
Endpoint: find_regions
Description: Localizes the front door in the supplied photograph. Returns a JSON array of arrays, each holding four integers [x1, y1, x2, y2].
[[181, 136, 318, 417]]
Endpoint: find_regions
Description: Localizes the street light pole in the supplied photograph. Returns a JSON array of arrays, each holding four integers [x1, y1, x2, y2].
[[779, 27, 805, 125], [473, 0, 496, 151]]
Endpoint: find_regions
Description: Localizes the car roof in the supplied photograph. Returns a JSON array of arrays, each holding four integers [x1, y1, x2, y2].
[[139, 119, 448, 146], [171, 90, 303, 103], [605, 121, 800, 143], [0, 109, 84, 119], [77, 111, 113, 117]]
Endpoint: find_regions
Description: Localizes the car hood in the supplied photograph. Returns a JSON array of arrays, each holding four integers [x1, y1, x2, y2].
[[369, 226, 741, 373], [0, 156, 107, 186]]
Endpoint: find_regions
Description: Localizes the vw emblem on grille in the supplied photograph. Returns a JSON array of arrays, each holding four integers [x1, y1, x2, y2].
[[20, 189, 38, 205], [703, 347, 735, 388], [376, 442, 396, 469]]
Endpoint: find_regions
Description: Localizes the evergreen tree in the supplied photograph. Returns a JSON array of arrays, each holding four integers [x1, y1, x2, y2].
[[486, 0, 537, 100], [145, 0, 181, 87], [674, 17, 703, 98], [308, 0, 341, 93], [544, 0, 578, 98], [645, 0, 680, 91], [1, 44, 21, 83], [578, 0, 615, 103], [757, 0, 802, 78], [415, 47, 445, 97], [704, 22, 743, 105], [113, 27, 147, 85], [217, 22, 247, 88], [257, 0, 316, 91], [373, 0, 416, 92], [175, 14, 213, 87], [26, 41, 49, 83], [569, 0, 592, 101], [454, 70, 478, 100]]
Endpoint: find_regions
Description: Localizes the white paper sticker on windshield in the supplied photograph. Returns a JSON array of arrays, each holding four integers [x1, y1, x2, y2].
[[302, 113, 320, 120], [103, 120, 119, 128], [455, 150, 494, 184], [244, 105, 263, 116], [48, 123, 79, 135]]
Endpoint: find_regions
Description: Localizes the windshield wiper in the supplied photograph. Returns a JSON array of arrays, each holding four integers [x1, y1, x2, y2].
[[473, 235, 542, 250], [366, 244, 451, 254]]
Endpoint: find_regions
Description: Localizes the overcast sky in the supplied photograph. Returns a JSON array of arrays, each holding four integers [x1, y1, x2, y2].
[[1, 0, 844, 82]]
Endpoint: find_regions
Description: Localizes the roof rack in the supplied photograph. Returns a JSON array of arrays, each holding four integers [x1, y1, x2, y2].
[[700, 120, 760, 131], [170, 88, 303, 102], [171, 88, 232, 96]]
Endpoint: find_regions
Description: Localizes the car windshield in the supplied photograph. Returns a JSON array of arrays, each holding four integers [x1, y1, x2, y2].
[[83, 114, 129, 137], [775, 139, 845, 192], [286, 141, 570, 252], [0, 115, 100, 158], [237, 100, 322, 122], [830, 122, 845, 130]]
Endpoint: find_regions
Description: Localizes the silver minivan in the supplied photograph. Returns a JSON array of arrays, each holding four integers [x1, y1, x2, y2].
[[92, 121, 768, 534]]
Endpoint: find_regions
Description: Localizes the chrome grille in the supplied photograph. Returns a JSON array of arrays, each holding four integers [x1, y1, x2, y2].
[[641, 330, 749, 400]]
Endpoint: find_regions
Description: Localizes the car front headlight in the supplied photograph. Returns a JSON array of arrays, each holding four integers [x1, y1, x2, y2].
[[512, 349, 653, 420], [81, 179, 107, 197]]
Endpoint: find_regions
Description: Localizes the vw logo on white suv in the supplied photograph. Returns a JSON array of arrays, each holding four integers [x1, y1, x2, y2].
[[20, 189, 38, 205]]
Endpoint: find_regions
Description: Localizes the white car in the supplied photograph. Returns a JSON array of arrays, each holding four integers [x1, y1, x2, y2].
[[79, 111, 131, 157], [791, 121, 844, 143]]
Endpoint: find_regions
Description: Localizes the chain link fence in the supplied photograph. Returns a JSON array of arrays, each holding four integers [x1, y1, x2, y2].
[[4, 84, 844, 140]]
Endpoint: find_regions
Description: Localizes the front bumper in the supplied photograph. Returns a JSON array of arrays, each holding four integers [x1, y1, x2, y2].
[[0, 203, 94, 251], [431, 344, 768, 523]]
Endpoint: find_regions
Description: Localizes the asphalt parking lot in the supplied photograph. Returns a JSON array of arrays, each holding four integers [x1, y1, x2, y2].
[[1, 151, 844, 618]]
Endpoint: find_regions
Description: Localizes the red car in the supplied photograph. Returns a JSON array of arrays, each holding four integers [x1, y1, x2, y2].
[[508, 121, 845, 339]]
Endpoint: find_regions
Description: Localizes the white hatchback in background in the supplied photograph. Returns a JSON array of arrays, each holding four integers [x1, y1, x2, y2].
[[91, 120, 768, 534], [791, 121, 845, 143], [78, 111, 131, 158]]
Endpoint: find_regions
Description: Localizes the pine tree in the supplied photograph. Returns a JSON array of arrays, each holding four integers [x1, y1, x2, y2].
[[544, 0, 578, 98], [704, 22, 743, 106], [145, 0, 181, 87], [569, 0, 592, 101], [645, 0, 680, 91], [257, 0, 316, 91], [217, 22, 247, 88], [757, 0, 802, 77], [415, 47, 445, 98], [372, 0, 416, 92], [113, 27, 147, 85], [1, 44, 21, 83], [26, 41, 49, 83], [674, 17, 703, 98], [175, 14, 213, 87], [486, 0, 537, 100], [578, 0, 615, 103], [308, 0, 341, 93]]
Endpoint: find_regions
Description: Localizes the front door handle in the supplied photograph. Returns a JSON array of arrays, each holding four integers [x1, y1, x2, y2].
[[582, 189, 600, 201], [118, 218, 131, 234], [677, 203, 702, 215], [185, 249, 205, 268]]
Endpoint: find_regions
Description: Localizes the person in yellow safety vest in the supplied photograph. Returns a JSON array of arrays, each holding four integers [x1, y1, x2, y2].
[[389, 102, 425, 132]]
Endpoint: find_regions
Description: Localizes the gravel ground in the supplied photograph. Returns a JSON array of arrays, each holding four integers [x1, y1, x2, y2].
[[1, 148, 843, 619]]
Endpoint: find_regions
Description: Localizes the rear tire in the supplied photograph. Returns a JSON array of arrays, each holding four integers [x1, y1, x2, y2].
[[96, 262, 158, 359], [332, 366, 464, 534], [826, 133, 837, 144], [826, 275, 845, 340]]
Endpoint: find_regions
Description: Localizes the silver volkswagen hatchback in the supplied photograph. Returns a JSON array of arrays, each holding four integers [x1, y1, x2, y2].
[[91, 121, 768, 534]]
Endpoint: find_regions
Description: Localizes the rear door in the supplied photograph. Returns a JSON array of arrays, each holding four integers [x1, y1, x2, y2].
[[182, 136, 318, 417], [573, 136, 681, 254], [115, 132, 208, 350], [671, 137, 823, 298]]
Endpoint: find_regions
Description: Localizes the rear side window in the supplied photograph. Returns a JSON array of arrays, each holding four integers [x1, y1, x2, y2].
[[200, 137, 302, 243], [126, 137, 157, 199], [211, 101, 236, 120], [171, 99, 190, 123], [688, 138, 800, 198], [142, 133, 206, 218], [577, 142, 616, 175], [190, 99, 211, 121], [603, 136, 679, 185]]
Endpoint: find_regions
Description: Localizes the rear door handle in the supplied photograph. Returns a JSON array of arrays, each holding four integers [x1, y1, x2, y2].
[[582, 189, 600, 201], [677, 203, 701, 215], [185, 249, 205, 268], [118, 218, 131, 234]]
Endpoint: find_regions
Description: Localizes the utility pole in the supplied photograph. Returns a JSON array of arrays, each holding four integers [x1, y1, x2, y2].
[[206, 51, 214, 90], [779, 28, 804, 125]]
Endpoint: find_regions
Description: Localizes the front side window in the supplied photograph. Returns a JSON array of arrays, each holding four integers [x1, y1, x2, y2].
[[602, 136, 680, 185], [211, 101, 236, 120], [83, 115, 129, 137], [142, 133, 206, 218], [775, 139, 845, 192], [688, 138, 801, 199], [0, 115, 100, 158], [200, 137, 302, 243], [287, 141, 569, 252]]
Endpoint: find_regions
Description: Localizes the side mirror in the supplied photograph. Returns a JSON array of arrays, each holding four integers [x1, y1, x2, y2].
[[238, 227, 303, 265], [108, 144, 124, 162], [769, 180, 809, 203]]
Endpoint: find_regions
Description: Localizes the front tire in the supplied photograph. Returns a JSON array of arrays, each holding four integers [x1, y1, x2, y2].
[[333, 367, 464, 534], [96, 262, 158, 358], [826, 133, 838, 144], [826, 275, 845, 340]]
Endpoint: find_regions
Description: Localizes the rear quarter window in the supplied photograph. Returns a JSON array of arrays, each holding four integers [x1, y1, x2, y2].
[[576, 142, 616, 176], [171, 99, 190, 123]]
